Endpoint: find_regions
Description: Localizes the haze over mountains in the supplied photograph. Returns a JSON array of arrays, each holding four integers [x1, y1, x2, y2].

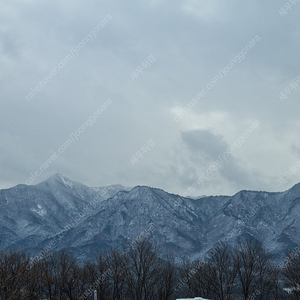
[[0, 174, 300, 262]]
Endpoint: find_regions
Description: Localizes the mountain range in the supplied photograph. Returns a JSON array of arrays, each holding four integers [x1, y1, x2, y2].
[[1, 173, 300, 262]]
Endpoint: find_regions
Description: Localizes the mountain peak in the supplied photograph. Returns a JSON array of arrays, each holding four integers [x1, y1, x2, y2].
[[129, 185, 157, 197], [36, 173, 78, 191], [54, 173, 73, 187]]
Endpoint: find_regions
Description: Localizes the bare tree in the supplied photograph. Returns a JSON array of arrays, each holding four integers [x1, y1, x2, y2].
[[124, 238, 161, 300], [234, 239, 277, 300], [37, 255, 60, 300], [157, 253, 177, 300], [37, 250, 80, 300], [282, 250, 300, 300], [178, 256, 194, 297], [205, 246, 238, 300], [189, 260, 214, 299], [0, 251, 31, 300], [108, 248, 128, 300], [82, 252, 111, 300]]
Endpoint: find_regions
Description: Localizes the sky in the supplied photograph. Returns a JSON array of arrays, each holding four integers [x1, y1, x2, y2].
[[1, 0, 300, 197]]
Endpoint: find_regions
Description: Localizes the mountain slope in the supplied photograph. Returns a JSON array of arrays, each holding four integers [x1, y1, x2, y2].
[[0, 174, 127, 252], [1, 175, 300, 262]]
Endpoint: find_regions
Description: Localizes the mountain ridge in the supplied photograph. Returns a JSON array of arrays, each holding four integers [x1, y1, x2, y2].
[[1, 174, 300, 262]]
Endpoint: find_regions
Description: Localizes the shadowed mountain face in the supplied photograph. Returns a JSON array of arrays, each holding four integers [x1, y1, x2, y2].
[[1, 174, 300, 262]]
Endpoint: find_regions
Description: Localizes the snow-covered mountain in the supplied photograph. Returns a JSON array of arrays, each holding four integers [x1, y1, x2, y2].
[[1, 174, 300, 262], [0, 174, 128, 253]]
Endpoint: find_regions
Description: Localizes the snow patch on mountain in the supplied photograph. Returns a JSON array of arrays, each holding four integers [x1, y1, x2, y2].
[[31, 204, 47, 217]]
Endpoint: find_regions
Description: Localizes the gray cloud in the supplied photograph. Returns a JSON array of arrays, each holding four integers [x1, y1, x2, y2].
[[181, 129, 227, 160], [0, 0, 299, 196]]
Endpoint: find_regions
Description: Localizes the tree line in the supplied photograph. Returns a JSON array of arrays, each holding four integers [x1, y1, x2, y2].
[[1, 238, 300, 299]]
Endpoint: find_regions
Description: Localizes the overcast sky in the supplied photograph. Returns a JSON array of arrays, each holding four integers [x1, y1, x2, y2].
[[1, 0, 300, 196]]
